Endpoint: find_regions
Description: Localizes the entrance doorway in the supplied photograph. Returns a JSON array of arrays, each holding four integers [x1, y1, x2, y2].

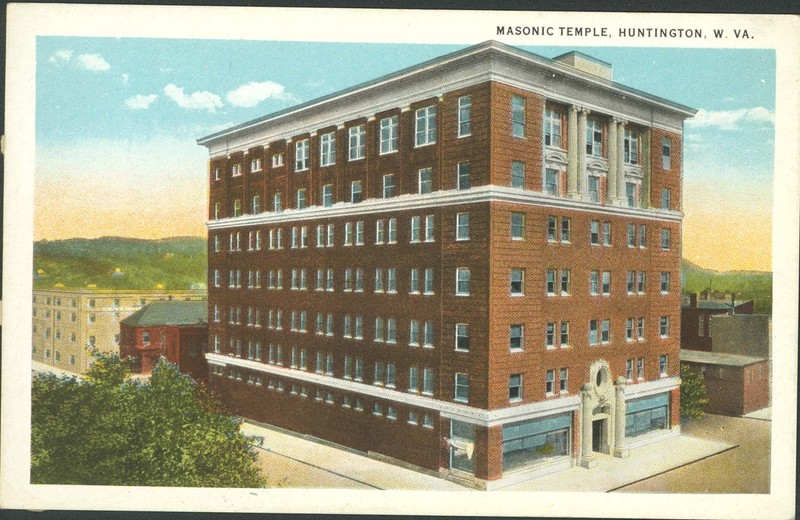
[[592, 419, 607, 454]]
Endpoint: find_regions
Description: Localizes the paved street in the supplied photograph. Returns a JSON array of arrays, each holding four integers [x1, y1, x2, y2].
[[616, 413, 771, 493]]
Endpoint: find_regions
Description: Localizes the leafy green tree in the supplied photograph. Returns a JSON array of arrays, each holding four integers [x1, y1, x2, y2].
[[32, 353, 266, 487], [680, 363, 710, 420]]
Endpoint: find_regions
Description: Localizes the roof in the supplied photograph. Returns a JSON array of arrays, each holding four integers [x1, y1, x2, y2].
[[198, 40, 696, 146], [680, 349, 767, 367], [682, 300, 751, 310], [121, 300, 208, 327]]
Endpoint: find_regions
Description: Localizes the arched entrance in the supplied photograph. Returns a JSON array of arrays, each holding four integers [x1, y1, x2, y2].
[[579, 360, 627, 468]]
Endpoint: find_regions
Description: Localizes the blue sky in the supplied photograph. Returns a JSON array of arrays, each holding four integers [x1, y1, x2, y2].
[[34, 38, 775, 271]]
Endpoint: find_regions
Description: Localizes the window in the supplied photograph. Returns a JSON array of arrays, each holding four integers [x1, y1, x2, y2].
[[320, 131, 336, 166], [589, 320, 599, 345], [637, 318, 645, 340], [355, 221, 364, 245], [601, 319, 610, 343], [511, 95, 525, 138], [374, 268, 385, 293], [637, 358, 645, 380], [509, 374, 523, 402], [424, 268, 435, 294], [624, 129, 639, 164], [351, 180, 362, 203], [661, 228, 671, 250], [272, 153, 284, 167], [349, 125, 366, 160], [327, 224, 334, 247], [545, 369, 555, 395], [388, 218, 397, 243], [422, 368, 434, 395], [637, 271, 646, 294], [602, 271, 611, 295], [425, 215, 435, 242], [409, 268, 419, 293], [415, 105, 437, 146], [458, 96, 472, 137], [544, 108, 562, 147], [590, 271, 599, 295], [626, 271, 635, 293], [586, 119, 603, 156], [380, 115, 398, 154], [590, 220, 600, 245], [252, 195, 261, 214], [456, 213, 470, 240], [322, 184, 334, 207], [455, 324, 469, 351], [560, 321, 570, 347], [559, 368, 569, 393], [214, 202, 221, 219], [511, 213, 525, 240], [410, 216, 421, 242], [510, 269, 524, 295], [455, 373, 469, 403], [232, 163, 242, 177], [383, 174, 395, 198], [511, 161, 525, 189], [344, 268, 353, 291], [386, 318, 397, 343], [214, 166, 221, 181], [251, 158, 262, 172], [344, 223, 353, 246], [559, 218, 571, 242], [547, 216, 557, 242], [375, 220, 385, 244], [273, 192, 282, 212], [409, 366, 419, 392], [423, 321, 434, 347], [373, 362, 384, 385], [588, 176, 599, 203], [409, 320, 419, 346], [418, 168, 433, 194], [546, 269, 556, 295], [560, 270, 570, 295], [295, 139, 309, 171], [408, 411, 419, 425], [660, 316, 670, 337], [423, 414, 434, 428], [457, 162, 471, 190], [659, 354, 668, 376], [602, 222, 612, 246], [626, 359, 634, 381], [233, 199, 242, 217], [142, 331, 150, 344], [456, 268, 470, 295], [355, 268, 364, 292], [627, 224, 636, 247], [626, 318, 635, 341], [661, 188, 671, 210], [660, 272, 671, 293], [544, 168, 558, 195], [699, 314, 706, 337], [662, 137, 672, 169], [509, 325, 523, 351], [638, 225, 647, 248], [296, 188, 306, 209], [546, 322, 555, 348]]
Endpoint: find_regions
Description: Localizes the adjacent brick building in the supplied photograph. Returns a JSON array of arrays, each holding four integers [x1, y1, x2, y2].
[[198, 41, 695, 488], [681, 292, 754, 352], [119, 300, 209, 380]]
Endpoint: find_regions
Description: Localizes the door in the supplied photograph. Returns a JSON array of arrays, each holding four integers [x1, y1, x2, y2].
[[592, 419, 606, 453]]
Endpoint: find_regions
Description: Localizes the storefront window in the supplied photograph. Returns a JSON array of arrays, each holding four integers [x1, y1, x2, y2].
[[450, 420, 475, 474], [502, 413, 571, 472], [625, 394, 669, 438]]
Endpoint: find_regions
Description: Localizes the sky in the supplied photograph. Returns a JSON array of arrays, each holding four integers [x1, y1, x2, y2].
[[34, 38, 775, 272]]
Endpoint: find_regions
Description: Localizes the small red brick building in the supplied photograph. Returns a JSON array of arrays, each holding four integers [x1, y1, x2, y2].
[[680, 350, 769, 416], [120, 300, 208, 381], [681, 293, 753, 352]]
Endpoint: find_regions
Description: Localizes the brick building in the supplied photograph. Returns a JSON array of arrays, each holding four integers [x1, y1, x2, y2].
[[681, 292, 754, 352], [32, 288, 206, 374], [198, 41, 695, 488], [119, 300, 209, 380]]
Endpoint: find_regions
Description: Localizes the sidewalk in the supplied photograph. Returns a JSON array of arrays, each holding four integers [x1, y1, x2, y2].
[[241, 420, 734, 491], [742, 407, 771, 421]]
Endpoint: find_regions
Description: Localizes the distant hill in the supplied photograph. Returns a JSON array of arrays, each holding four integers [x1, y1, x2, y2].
[[682, 259, 772, 315], [33, 236, 207, 291]]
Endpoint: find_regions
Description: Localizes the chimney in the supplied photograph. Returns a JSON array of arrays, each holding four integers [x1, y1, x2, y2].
[[689, 293, 697, 308]]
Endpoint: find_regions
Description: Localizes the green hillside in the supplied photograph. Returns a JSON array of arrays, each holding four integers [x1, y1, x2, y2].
[[33, 237, 207, 291], [682, 259, 772, 314]]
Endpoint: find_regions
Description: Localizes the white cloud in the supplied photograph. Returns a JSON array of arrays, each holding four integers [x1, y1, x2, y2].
[[159, 67, 173, 73], [48, 49, 73, 63], [687, 107, 775, 130], [76, 53, 111, 72], [226, 80, 295, 108], [121, 73, 130, 85], [124, 94, 158, 110], [164, 83, 223, 112]]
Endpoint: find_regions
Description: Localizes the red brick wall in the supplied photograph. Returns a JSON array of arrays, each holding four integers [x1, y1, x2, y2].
[[648, 128, 682, 211], [742, 361, 770, 414]]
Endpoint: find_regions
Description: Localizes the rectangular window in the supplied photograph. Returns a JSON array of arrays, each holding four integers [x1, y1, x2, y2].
[[351, 180, 363, 203], [320, 131, 336, 167], [375, 220, 385, 244], [601, 319, 610, 343], [627, 224, 636, 247], [233, 199, 242, 217], [348, 124, 366, 160], [383, 174, 395, 198], [626, 318, 634, 341], [511, 161, 525, 189], [409, 366, 419, 392], [603, 222, 612, 246], [544, 168, 558, 195], [590, 220, 599, 245], [586, 119, 603, 156], [627, 271, 635, 293], [457, 162, 471, 190], [355, 358, 364, 381], [637, 271, 646, 294], [343, 314, 352, 337], [386, 363, 396, 388], [624, 129, 639, 164], [232, 163, 242, 177], [386, 318, 397, 343], [424, 268, 434, 294], [418, 168, 433, 194], [637, 358, 645, 380], [456, 268, 470, 295], [546, 369, 555, 395], [561, 218, 571, 242], [626, 182, 637, 208], [589, 320, 599, 345], [326, 224, 334, 247], [316, 225, 324, 247], [374, 317, 384, 342], [344, 222, 353, 246], [423, 368, 434, 395], [560, 321, 570, 346], [458, 95, 472, 137], [662, 137, 672, 169], [560, 270, 570, 295], [252, 195, 261, 214], [388, 218, 397, 243], [455, 373, 469, 403], [659, 354, 668, 376], [510, 269, 524, 295], [387, 268, 397, 293], [602, 271, 611, 295], [547, 216, 557, 242], [661, 188, 671, 210], [409, 320, 419, 346], [375, 268, 385, 293], [590, 271, 599, 295], [355, 221, 364, 245], [273, 192, 282, 212], [425, 215, 435, 242], [546, 269, 556, 295], [546, 322, 555, 348], [326, 269, 334, 291], [661, 228, 671, 250], [296, 188, 306, 209], [272, 153, 284, 167], [511, 212, 525, 240], [295, 139, 309, 171], [660, 272, 671, 293], [455, 324, 469, 352], [626, 359, 634, 381], [380, 115, 399, 154], [559, 368, 569, 393], [509, 324, 523, 351], [456, 213, 470, 241], [355, 268, 364, 291], [588, 176, 600, 203], [660, 316, 670, 337], [415, 105, 437, 147], [511, 95, 525, 138], [423, 321, 434, 347], [544, 108, 562, 147], [509, 374, 523, 402]]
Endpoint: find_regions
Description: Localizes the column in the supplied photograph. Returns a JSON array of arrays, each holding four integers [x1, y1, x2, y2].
[[613, 377, 630, 458], [616, 120, 626, 203], [641, 129, 651, 208], [566, 105, 579, 198], [579, 383, 597, 468], [607, 119, 618, 204], [577, 108, 588, 200]]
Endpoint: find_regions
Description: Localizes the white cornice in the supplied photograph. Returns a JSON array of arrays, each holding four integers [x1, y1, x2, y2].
[[623, 376, 680, 399], [206, 186, 682, 231]]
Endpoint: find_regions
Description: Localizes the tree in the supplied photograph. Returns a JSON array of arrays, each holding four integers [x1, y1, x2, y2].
[[31, 353, 266, 487], [680, 363, 710, 420]]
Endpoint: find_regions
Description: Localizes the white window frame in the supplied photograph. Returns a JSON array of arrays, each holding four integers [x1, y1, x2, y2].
[[295, 139, 309, 171], [348, 124, 366, 161], [458, 95, 472, 137], [415, 105, 437, 147]]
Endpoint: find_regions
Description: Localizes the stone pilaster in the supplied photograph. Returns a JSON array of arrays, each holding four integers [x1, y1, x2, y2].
[[567, 105, 579, 199], [641, 129, 651, 208], [607, 118, 618, 204], [613, 377, 630, 458], [577, 108, 588, 200], [579, 383, 597, 468], [616, 120, 627, 203]]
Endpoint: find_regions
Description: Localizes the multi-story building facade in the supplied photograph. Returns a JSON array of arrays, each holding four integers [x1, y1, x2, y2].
[[32, 289, 206, 374], [198, 41, 695, 488]]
